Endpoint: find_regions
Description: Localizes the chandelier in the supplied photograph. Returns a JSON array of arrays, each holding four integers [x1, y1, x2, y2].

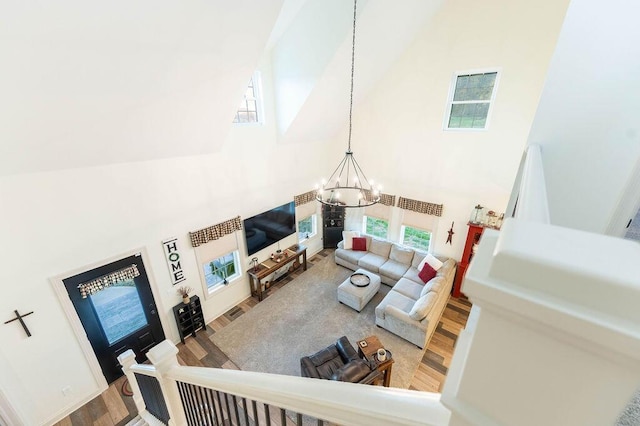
[[316, 0, 381, 208]]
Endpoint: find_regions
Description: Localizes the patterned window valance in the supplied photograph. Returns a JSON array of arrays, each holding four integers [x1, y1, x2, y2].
[[78, 265, 140, 298], [361, 190, 395, 207], [397, 196, 443, 217], [189, 216, 243, 247], [294, 190, 317, 207]]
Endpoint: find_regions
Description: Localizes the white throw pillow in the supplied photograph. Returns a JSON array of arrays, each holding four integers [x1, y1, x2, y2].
[[418, 253, 443, 271], [342, 231, 360, 250]]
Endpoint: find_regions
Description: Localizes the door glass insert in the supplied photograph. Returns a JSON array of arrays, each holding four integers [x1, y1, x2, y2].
[[90, 279, 148, 345], [624, 207, 640, 242]]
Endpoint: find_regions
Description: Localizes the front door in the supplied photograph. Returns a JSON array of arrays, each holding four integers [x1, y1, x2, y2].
[[63, 253, 165, 383]]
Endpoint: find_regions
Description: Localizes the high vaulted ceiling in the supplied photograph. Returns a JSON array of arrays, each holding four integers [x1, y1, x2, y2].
[[0, 0, 442, 177]]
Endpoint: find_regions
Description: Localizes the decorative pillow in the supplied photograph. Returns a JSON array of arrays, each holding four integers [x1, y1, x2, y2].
[[418, 262, 437, 283], [409, 291, 438, 321], [418, 253, 443, 272], [425, 253, 444, 270], [342, 231, 360, 250], [352, 237, 367, 251]]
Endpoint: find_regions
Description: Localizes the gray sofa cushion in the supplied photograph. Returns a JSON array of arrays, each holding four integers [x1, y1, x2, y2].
[[402, 267, 422, 284], [392, 278, 424, 300], [379, 260, 410, 281], [409, 291, 438, 321], [411, 251, 427, 269], [369, 239, 392, 258], [389, 245, 414, 265], [358, 253, 387, 273], [335, 248, 369, 265], [375, 290, 415, 319]]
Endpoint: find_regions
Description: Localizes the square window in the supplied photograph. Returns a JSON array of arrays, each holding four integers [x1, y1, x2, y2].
[[445, 70, 498, 130], [203, 251, 241, 290], [362, 215, 388, 239], [401, 225, 431, 252], [233, 71, 264, 125], [298, 215, 317, 241]]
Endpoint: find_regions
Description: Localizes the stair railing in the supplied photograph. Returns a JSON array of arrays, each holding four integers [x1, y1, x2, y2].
[[119, 340, 451, 426]]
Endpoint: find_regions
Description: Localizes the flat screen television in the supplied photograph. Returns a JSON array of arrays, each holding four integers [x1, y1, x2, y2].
[[244, 201, 296, 256]]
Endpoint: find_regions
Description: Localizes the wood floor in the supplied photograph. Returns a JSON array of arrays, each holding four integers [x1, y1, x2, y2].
[[54, 249, 471, 425]]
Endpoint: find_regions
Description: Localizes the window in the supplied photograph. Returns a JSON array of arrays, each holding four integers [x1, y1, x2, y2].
[[233, 72, 263, 124], [203, 251, 241, 290], [624, 207, 640, 242], [401, 225, 432, 251], [445, 71, 498, 130], [298, 215, 317, 241], [362, 215, 389, 239], [90, 278, 147, 345]]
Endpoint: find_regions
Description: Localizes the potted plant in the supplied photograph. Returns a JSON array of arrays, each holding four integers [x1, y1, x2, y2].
[[177, 285, 193, 304]]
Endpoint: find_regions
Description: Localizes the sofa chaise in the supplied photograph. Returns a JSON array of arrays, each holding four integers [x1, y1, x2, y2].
[[335, 235, 456, 348]]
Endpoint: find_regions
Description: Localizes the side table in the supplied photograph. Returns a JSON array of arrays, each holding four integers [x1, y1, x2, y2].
[[357, 335, 394, 387], [248, 244, 307, 301]]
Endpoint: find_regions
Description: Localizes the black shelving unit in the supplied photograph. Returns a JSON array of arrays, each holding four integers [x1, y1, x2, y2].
[[172, 295, 205, 343], [322, 204, 345, 248]]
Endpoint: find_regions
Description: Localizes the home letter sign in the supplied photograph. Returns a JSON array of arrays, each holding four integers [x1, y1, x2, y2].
[[162, 237, 186, 285]]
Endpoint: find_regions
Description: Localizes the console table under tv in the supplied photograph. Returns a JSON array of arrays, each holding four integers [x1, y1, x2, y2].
[[248, 244, 307, 301]]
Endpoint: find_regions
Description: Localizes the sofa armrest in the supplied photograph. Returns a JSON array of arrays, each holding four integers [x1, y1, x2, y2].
[[336, 336, 359, 362], [357, 368, 383, 385], [384, 305, 430, 348], [300, 356, 321, 378], [337, 240, 344, 249], [385, 305, 427, 331], [330, 359, 373, 383]]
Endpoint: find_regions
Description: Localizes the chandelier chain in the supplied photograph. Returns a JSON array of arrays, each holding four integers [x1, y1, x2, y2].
[[347, 0, 357, 153], [315, 0, 380, 208]]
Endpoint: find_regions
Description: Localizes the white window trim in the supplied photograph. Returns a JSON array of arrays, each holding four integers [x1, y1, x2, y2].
[[205, 250, 242, 295], [233, 71, 265, 126], [362, 215, 389, 239], [443, 68, 501, 132], [400, 224, 432, 252], [298, 214, 317, 242]]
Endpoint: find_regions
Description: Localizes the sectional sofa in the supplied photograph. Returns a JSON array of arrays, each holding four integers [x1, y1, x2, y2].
[[335, 235, 456, 348]]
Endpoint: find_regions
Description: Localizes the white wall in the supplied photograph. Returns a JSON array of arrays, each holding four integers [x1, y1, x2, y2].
[[526, 0, 640, 234], [326, 0, 570, 259], [0, 56, 328, 425], [0, 0, 285, 176]]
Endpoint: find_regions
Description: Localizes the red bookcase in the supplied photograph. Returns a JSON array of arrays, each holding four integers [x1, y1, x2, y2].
[[452, 223, 486, 298]]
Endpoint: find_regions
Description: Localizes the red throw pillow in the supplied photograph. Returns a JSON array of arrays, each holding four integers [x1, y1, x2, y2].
[[352, 237, 367, 251], [418, 262, 437, 283]]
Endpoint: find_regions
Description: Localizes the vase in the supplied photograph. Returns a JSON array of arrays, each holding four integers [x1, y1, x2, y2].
[[182, 296, 190, 304]]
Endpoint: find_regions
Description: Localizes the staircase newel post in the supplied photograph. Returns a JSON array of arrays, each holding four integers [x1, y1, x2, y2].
[[146, 340, 189, 426], [117, 349, 146, 415]]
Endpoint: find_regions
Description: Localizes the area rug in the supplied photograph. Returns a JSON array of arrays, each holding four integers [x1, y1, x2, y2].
[[210, 255, 425, 388]]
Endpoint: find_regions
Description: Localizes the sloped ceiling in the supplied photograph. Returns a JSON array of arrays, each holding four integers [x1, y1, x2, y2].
[[272, 0, 444, 144], [0, 0, 442, 177], [0, 0, 284, 176]]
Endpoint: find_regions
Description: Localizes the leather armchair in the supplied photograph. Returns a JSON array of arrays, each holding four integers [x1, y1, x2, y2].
[[300, 336, 381, 384]]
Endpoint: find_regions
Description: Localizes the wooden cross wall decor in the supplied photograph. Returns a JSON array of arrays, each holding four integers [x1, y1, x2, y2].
[[4, 310, 34, 337]]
